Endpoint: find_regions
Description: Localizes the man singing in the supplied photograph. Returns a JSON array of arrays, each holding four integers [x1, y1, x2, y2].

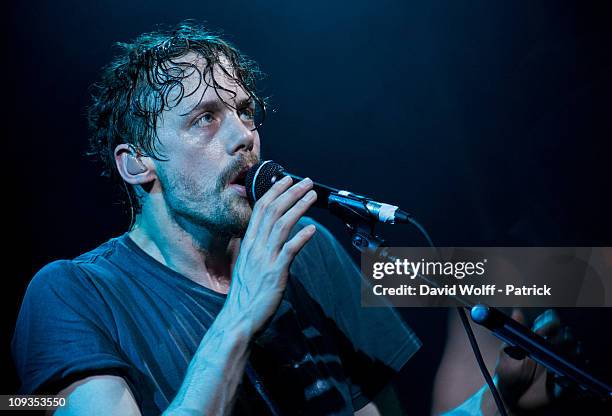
[[13, 22, 561, 415]]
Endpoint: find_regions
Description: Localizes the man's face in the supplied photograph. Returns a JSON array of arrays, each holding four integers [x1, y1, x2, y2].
[[152, 52, 260, 237]]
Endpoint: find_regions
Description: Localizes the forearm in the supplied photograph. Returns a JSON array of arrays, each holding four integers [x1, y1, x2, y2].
[[164, 304, 255, 415]]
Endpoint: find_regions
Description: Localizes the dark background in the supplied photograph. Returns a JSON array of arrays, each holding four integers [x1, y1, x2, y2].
[[4, 1, 611, 414]]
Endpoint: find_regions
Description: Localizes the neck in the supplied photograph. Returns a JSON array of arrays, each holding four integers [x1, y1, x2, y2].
[[128, 201, 241, 294]]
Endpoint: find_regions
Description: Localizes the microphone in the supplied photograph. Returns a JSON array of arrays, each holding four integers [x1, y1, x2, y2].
[[245, 160, 411, 224]]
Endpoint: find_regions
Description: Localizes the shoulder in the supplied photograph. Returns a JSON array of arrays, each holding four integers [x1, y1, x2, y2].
[[26, 260, 84, 298], [22, 261, 99, 315], [15, 241, 127, 348], [26, 236, 124, 300]]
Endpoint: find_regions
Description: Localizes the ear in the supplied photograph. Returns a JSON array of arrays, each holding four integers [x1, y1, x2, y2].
[[114, 144, 157, 185]]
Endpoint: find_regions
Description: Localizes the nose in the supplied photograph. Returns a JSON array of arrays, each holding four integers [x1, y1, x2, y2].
[[224, 110, 255, 154]]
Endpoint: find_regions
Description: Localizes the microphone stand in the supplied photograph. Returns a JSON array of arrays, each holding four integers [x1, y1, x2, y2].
[[336, 210, 612, 402]]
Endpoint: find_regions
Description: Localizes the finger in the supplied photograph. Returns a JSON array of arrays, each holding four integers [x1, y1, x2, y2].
[[267, 190, 318, 252], [244, 175, 293, 242], [258, 178, 314, 239], [276, 224, 317, 270], [256, 175, 294, 206], [511, 308, 526, 325], [532, 309, 561, 339]]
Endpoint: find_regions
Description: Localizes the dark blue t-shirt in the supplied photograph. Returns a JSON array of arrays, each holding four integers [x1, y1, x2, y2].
[[13, 218, 420, 415]]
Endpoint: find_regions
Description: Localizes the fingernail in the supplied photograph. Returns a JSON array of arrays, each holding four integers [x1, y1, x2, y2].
[[302, 177, 313, 186], [303, 190, 316, 201], [280, 175, 291, 184], [306, 224, 316, 233]]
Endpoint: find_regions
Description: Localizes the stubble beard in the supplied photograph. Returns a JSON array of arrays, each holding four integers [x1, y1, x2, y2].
[[159, 159, 256, 240]]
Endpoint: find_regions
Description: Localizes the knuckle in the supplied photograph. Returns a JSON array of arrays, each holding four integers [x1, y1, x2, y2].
[[267, 202, 281, 217], [254, 198, 269, 210], [265, 241, 275, 253], [251, 204, 264, 215], [272, 219, 288, 234]]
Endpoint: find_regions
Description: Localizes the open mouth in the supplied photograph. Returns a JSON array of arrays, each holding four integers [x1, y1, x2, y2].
[[230, 169, 248, 187], [228, 167, 250, 197]]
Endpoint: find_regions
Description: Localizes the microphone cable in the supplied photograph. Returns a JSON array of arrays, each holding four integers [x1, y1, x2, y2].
[[457, 307, 509, 416], [407, 216, 509, 416]]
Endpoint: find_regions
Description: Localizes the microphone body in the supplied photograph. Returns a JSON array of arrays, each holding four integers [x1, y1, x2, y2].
[[245, 161, 410, 224]]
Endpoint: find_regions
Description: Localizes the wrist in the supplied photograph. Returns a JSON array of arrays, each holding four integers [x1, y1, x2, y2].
[[223, 280, 282, 338], [215, 301, 258, 342]]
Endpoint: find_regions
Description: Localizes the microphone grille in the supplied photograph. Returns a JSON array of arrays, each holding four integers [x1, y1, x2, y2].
[[245, 160, 285, 207]]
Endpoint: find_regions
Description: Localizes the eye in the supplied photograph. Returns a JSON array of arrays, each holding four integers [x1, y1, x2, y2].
[[194, 112, 215, 128], [238, 106, 256, 123]]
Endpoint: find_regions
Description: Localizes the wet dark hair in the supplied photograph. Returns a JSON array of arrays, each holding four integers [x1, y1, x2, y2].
[[87, 20, 266, 217]]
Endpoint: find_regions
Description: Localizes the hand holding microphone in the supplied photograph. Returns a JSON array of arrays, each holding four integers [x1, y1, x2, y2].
[[230, 159, 414, 334], [227, 174, 318, 335]]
